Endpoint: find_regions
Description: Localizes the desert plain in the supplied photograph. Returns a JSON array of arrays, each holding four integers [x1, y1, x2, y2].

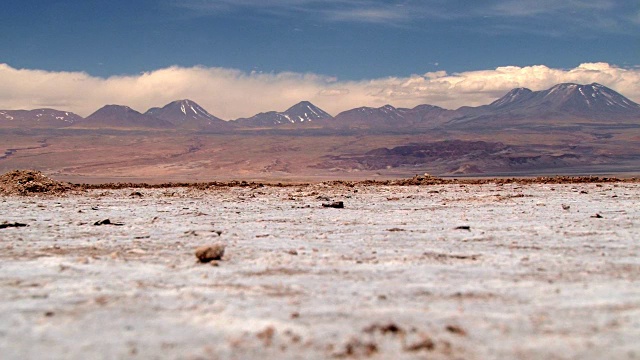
[[1, 173, 639, 359]]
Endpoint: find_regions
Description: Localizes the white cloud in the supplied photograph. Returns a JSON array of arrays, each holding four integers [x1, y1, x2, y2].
[[175, 0, 415, 24], [173, 0, 639, 34], [491, 0, 615, 17], [0, 62, 638, 119], [323, 7, 409, 23]]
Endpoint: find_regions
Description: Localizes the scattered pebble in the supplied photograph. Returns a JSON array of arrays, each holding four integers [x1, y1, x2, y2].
[[0, 222, 27, 229], [454, 225, 471, 231], [404, 336, 435, 352], [445, 324, 467, 336], [364, 323, 404, 335], [195, 243, 226, 263], [322, 201, 344, 208], [256, 326, 276, 347], [93, 219, 124, 226], [335, 338, 378, 358]]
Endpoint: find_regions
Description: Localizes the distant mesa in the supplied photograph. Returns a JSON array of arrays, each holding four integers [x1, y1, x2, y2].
[[79, 105, 175, 129]]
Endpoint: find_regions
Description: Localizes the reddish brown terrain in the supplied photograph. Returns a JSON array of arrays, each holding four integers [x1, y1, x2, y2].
[[0, 128, 637, 183]]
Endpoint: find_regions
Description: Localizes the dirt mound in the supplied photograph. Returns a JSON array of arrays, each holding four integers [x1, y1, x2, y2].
[[447, 164, 484, 175], [0, 170, 74, 196]]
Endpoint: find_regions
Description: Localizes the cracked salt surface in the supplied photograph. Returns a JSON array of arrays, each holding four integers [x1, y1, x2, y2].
[[0, 183, 639, 359]]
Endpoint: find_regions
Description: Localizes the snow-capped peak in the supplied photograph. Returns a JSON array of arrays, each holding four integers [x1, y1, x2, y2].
[[144, 99, 225, 126], [483, 82, 640, 119], [283, 101, 332, 123], [490, 87, 533, 108]]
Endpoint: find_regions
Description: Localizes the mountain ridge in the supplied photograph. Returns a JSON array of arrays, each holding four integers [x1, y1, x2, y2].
[[78, 105, 175, 129], [1, 83, 638, 130], [233, 100, 333, 127], [0, 109, 82, 128]]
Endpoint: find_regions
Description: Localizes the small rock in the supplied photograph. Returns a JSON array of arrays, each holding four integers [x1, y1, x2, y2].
[[404, 336, 435, 352], [93, 219, 124, 226], [322, 201, 344, 208], [454, 225, 471, 231], [336, 338, 378, 357], [129, 191, 143, 197], [591, 213, 603, 218], [256, 326, 276, 347], [561, 204, 570, 210], [445, 324, 467, 336], [0, 222, 28, 229], [364, 323, 404, 335], [195, 243, 226, 263], [287, 249, 298, 255]]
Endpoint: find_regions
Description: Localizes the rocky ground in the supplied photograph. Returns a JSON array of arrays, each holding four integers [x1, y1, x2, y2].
[[1, 178, 639, 359]]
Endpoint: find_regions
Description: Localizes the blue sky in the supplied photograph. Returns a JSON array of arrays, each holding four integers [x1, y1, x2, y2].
[[1, 0, 638, 79], [1, 0, 639, 117]]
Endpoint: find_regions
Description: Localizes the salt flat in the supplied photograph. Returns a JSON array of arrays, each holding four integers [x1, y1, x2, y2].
[[1, 183, 639, 359]]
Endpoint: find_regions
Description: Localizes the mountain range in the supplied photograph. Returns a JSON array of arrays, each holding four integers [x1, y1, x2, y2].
[[1, 83, 638, 131], [0, 109, 83, 128]]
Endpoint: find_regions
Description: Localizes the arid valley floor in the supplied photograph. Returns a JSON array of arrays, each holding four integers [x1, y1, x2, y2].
[[2, 125, 640, 183], [1, 174, 639, 359]]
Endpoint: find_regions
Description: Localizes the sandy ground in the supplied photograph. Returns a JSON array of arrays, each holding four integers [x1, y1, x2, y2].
[[1, 183, 639, 359]]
